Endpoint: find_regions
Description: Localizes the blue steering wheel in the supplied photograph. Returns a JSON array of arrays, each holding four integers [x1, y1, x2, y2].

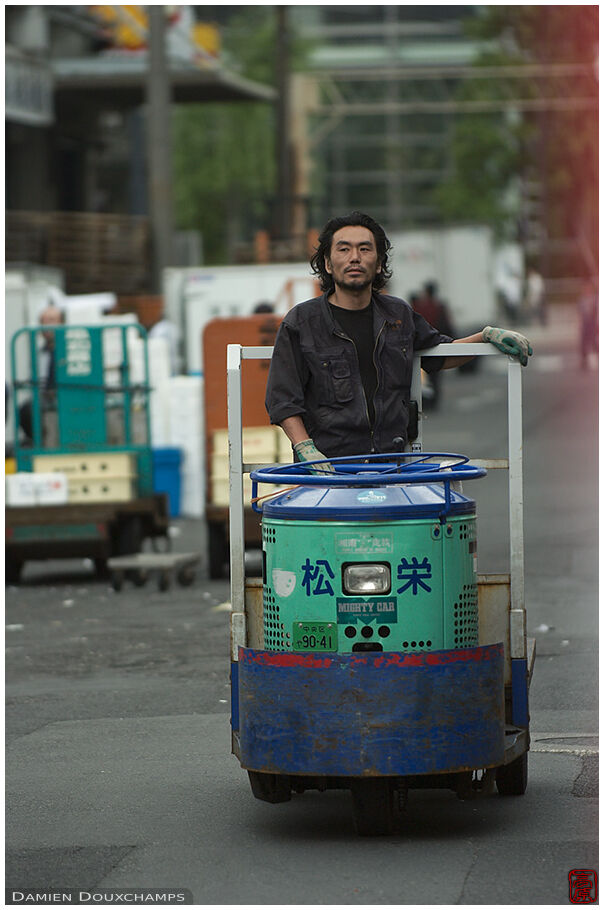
[[250, 452, 486, 487]]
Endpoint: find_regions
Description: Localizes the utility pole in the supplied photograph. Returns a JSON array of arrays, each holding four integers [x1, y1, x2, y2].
[[147, 5, 174, 292], [274, 6, 291, 244]]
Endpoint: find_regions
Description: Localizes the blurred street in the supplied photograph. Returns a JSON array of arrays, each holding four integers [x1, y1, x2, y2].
[[5, 305, 598, 905]]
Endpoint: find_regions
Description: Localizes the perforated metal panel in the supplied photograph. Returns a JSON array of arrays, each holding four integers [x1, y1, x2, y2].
[[261, 513, 479, 654], [262, 524, 292, 650], [452, 584, 479, 647]]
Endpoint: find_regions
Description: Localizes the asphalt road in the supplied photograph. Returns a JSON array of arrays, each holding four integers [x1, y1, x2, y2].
[[5, 306, 598, 906]]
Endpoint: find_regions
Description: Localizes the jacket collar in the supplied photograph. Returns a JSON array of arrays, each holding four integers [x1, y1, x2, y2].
[[321, 291, 388, 334]]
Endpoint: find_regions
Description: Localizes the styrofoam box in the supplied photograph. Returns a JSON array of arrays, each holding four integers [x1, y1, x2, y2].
[[34, 472, 69, 505], [6, 473, 37, 507], [180, 451, 204, 477], [68, 477, 136, 504], [180, 472, 205, 518], [6, 473, 69, 506], [33, 452, 137, 478]]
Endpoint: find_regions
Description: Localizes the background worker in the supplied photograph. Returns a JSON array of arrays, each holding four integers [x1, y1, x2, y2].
[[265, 211, 532, 471], [411, 280, 456, 409], [18, 303, 65, 444]]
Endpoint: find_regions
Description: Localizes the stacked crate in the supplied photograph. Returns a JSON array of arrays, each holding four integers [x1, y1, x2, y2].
[[32, 452, 138, 504], [210, 426, 288, 508]]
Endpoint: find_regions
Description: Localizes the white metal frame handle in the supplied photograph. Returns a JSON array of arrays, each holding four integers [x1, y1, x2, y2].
[[227, 342, 525, 660]]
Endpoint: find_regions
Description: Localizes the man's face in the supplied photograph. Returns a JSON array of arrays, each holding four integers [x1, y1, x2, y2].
[[325, 225, 381, 292], [40, 309, 63, 347]]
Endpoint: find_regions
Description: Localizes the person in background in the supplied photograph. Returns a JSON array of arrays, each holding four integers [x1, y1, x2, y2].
[[18, 304, 64, 443], [525, 265, 546, 326], [411, 281, 456, 409], [253, 301, 275, 314], [265, 211, 532, 472], [579, 278, 598, 370]]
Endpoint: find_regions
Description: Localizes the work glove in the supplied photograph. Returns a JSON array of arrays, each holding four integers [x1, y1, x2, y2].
[[482, 326, 533, 366], [293, 439, 335, 474]]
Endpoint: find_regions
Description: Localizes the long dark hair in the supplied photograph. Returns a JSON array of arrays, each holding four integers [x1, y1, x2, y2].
[[310, 211, 393, 292]]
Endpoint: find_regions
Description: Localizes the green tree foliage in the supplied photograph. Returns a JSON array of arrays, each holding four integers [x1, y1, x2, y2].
[[173, 7, 306, 264], [434, 5, 598, 269], [173, 8, 275, 263]]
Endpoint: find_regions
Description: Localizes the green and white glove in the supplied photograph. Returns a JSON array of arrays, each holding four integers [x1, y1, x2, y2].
[[293, 439, 335, 474], [482, 326, 533, 366]]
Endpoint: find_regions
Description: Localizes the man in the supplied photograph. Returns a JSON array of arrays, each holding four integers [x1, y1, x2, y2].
[[265, 211, 532, 471], [18, 303, 64, 443], [411, 280, 456, 409], [525, 265, 546, 326], [413, 280, 455, 339]]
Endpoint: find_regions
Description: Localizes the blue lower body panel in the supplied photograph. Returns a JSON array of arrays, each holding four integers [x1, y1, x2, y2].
[[235, 644, 505, 776]]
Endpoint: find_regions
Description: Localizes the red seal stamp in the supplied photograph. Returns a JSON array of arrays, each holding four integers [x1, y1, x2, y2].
[[569, 869, 598, 903]]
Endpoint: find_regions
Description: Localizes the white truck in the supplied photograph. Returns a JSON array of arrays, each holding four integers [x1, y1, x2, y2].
[[387, 224, 500, 336], [163, 263, 318, 375]]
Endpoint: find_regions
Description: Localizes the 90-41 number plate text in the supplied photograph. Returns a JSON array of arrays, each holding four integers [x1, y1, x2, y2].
[[292, 622, 337, 652]]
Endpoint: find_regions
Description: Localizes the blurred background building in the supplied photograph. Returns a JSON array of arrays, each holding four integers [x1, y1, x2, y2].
[[5, 4, 598, 299], [5, 4, 274, 293]]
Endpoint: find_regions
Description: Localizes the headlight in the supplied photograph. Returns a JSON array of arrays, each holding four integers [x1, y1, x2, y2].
[[343, 563, 391, 595]]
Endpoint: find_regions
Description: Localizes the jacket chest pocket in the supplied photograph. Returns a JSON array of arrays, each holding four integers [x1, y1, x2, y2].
[[304, 349, 355, 404], [328, 358, 354, 403]]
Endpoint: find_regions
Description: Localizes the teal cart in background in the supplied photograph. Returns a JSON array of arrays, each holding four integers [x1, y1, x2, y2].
[[6, 324, 170, 583]]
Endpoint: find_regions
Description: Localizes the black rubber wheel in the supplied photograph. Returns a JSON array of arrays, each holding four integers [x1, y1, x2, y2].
[[247, 770, 291, 804], [496, 752, 528, 796], [208, 523, 228, 579], [129, 569, 148, 587], [94, 558, 109, 579], [111, 571, 124, 592], [6, 559, 24, 585], [158, 570, 170, 592], [177, 566, 195, 587], [351, 779, 395, 836]]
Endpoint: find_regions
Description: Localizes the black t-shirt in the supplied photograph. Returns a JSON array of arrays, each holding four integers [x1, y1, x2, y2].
[[329, 301, 377, 427]]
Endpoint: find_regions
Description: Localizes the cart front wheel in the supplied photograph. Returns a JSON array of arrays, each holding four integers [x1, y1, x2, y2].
[[247, 770, 291, 803], [129, 569, 148, 587], [111, 570, 124, 592], [351, 778, 396, 836], [158, 571, 170, 592], [496, 752, 528, 796]]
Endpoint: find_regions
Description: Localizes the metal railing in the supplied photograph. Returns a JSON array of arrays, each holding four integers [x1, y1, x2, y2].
[[227, 343, 526, 662]]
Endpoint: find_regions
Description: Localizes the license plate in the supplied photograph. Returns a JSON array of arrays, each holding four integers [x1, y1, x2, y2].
[[292, 621, 337, 652]]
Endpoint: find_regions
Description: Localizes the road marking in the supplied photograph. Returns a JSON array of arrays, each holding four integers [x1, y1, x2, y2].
[[530, 733, 598, 755]]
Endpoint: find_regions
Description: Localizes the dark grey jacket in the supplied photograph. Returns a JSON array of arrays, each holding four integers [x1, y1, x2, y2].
[[265, 292, 452, 457]]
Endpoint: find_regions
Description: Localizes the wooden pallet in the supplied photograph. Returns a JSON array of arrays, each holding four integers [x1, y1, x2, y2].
[[6, 210, 151, 295]]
